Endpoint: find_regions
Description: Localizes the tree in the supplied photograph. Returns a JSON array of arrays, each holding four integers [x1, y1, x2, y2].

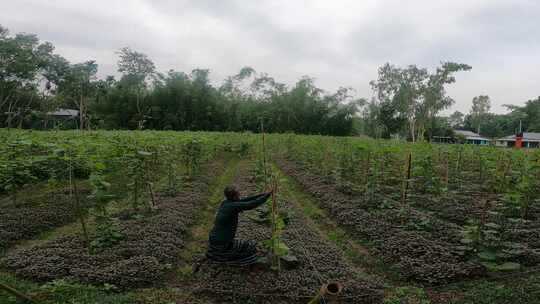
[[418, 62, 472, 139], [116, 47, 155, 129], [469, 95, 491, 134], [370, 62, 470, 141], [0, 25, 57, 128], [56, 61, 98, 130], [448, 111, 464, 129], [370, 63, 427, 141], [522, 97, 540, 132]]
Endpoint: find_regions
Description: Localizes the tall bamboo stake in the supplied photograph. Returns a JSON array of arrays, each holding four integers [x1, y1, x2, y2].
[[72, 172, 90, 251], [271, 175, 280, 271], [444, 151, 449, 191], [401, 152, 412, 225], [261, 119, 268, 188], [69, 151, 90, 251], [260, 119, 276, 269], [0, 283, 38, 304]]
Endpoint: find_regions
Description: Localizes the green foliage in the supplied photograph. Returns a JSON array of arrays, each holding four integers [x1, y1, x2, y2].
[[87, 173, 115, 211], [181, 138, 203, 178], [456, 277, 540, 304], [369, 62, 471, 141], [0, 272, 134, 304], [0, 142, 37, 201], [90, 221, 124, 252], [384, 286, 430, 304]]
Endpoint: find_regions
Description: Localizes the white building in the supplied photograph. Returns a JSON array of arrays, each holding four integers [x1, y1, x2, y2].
[[496, 133, 540, 148], [46, 108, 79, 119], [453, 130, 491, 145]]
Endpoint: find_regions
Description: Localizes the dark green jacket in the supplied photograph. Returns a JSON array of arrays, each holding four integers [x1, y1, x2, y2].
[[209, 193, 271, 245]]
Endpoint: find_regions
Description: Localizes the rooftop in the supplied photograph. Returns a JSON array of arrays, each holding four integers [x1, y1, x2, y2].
[[47, 108, 79, 117], [454, 130, 479, 137], [499, 132, 540, 141], [453, 130, 490, 141]]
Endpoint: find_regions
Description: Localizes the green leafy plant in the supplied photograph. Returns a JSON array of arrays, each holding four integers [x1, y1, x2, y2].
[[181, 138, 203, 178], [1, 141, 37, 204], [91, 221, 124, 252], [124, 149, 156, 212]]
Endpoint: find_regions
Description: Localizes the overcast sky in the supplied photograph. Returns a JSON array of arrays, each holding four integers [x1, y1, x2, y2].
[[2, 0, 539, 114]]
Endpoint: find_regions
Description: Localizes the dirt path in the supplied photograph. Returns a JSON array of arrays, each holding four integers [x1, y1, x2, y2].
[[174, 159, 384, 304], [271, 164, 395, 284], [173, 157, 240, 279], [137, 158, 241, 304]]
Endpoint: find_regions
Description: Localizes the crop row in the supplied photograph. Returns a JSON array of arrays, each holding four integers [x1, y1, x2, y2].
[[1, 159, 225, 289], [193, 160, 383, 303]]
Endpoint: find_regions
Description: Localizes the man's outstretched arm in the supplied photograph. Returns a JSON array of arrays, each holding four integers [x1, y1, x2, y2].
[[231, 192, 271, 211], [238, 193, 267, 202]]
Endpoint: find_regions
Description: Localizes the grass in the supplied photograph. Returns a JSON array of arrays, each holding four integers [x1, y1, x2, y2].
[[0, 272, 135, 304], [270, 163, 398, 284], [0, 158, 228, 304], [425, 274, 540, 304], [271, 162, 540, 304], [173, 156, 240, 277], [133, 156, 241, 303]]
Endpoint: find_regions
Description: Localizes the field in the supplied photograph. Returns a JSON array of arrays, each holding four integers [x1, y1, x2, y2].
[[1, 129, 540, 304]]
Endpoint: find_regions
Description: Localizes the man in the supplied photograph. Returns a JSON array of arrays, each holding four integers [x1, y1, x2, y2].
[[207, 185, 273, 266]]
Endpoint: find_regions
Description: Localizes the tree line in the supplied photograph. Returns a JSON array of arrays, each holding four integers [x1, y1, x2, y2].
[[361, 64, 540, 140], [0, 25, 356, 136], [1, 24, 538, 139]]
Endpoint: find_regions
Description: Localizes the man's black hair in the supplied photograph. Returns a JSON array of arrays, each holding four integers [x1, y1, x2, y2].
[[224, 185, 238, 201]]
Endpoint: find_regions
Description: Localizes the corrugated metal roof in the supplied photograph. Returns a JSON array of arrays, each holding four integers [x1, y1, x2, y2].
[[499, 132, 540, 141], [453, 130, 490, 141], [454, 130, 479, 137], [47, 108, 79, 117]]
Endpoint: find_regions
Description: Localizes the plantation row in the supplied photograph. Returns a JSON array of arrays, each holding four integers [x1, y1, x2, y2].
[[0, 130, 256, 252], [191, 160, 383, 303], [269, 135, 540, 284], [2, 129, 540, 303]]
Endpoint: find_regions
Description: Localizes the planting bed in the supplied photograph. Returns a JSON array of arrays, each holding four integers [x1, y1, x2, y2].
[[0, 187, 90, 250], [276, 157, 486, 285], [276, 148, 540, 286], [1, 159, 226, 289], [190, 160, 384, 303]]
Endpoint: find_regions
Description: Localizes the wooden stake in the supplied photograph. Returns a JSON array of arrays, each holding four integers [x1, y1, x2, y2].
[[401, 152, 412, 203], [72, 179, 90, 251], [147, 182, 156, 209], [401, 152, 412, 225], [0, 282, 38, 304], [364, 151, 371, 199], [69, 150, 89, 251], [444, 151, 449, 190], [261, 119, 268, 188], [271, 175, 280, 271]]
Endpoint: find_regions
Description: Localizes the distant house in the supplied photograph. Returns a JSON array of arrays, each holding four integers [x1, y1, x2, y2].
[[432, 130, 491, 145], [45, 108, 79, 129], [453, 130, 491, 145], [47, 108, 79, 119], [496, 133, 540, 148]]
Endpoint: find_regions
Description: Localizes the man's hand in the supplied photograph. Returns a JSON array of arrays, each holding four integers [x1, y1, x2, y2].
[[265, 184, 275, 194]]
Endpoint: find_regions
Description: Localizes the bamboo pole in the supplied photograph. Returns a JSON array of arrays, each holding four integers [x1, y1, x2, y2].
[[401, 152, 412, 204], [401, 152, 412, 225], [261, 119, 268, 188], [271, 175, 280, 271], [69, 152, 90, 251], [72, 179, 90, 251], [0, 282, 39, 303], [260, 119, 276, 269]]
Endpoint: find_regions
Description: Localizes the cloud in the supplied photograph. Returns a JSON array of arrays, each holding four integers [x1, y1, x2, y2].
[[1, 0, 539, 113]]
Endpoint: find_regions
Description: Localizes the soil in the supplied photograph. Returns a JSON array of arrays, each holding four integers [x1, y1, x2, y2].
[[186, 160, 384, 303], [1, 159, 226, 289], [275, 157, 485, 285]]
